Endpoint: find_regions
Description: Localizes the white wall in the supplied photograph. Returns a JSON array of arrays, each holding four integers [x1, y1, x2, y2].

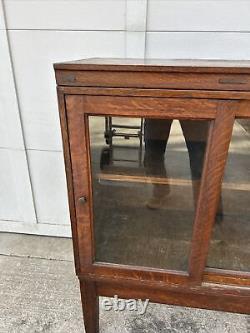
[[146, 0, 250, 59], [0, 0, 249, 237]]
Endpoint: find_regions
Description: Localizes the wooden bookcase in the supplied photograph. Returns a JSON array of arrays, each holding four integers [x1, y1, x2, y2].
[[55, 58, 250, 333]]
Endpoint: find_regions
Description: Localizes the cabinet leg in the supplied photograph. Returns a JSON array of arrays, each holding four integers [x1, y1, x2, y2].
[[80, 280, 99, 333]]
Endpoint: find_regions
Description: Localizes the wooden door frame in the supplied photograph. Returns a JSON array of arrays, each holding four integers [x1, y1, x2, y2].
[[58, 89, 250, 315]]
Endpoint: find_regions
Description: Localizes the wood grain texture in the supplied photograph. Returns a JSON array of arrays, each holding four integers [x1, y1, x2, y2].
[[54, 58, 250, 73], [57, 90, 80, 272], [82, 95, 218, 119], [80, 280, 99, 333], [58, 85, 250, 101], [81, 262, 189, 286], [55, 59, 250, 327], [188, 101, 236, 283], [204, 268, 250, 287], [65, 95, 94, 269], [58, 86, 250, 117], [56, 70, 250, 91], [96, 280, 250, 315]]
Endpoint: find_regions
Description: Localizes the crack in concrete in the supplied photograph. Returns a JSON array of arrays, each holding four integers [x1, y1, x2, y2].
[[0, 252, 73, 263]]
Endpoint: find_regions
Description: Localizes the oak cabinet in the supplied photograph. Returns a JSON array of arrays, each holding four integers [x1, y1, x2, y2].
[[55, 58, 250, 333]]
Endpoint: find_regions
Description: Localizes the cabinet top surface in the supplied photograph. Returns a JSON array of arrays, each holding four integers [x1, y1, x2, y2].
[[54, 58, 250, 73]]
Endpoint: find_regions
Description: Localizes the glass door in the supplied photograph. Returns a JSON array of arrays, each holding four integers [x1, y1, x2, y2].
[[207, 120, 250, 273], [88, 115, 211, 272]]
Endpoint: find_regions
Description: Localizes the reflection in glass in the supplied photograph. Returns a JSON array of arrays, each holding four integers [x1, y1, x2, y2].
[[207, 120, 250, 272], [89, 116, 210, 271]]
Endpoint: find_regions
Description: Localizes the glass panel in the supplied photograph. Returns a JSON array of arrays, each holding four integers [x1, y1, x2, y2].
[[207, 120, 250, 272], [89, 116, 210, 271]]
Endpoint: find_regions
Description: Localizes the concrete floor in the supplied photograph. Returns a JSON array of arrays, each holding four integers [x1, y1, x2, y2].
[[0, 232, 249, 333]]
